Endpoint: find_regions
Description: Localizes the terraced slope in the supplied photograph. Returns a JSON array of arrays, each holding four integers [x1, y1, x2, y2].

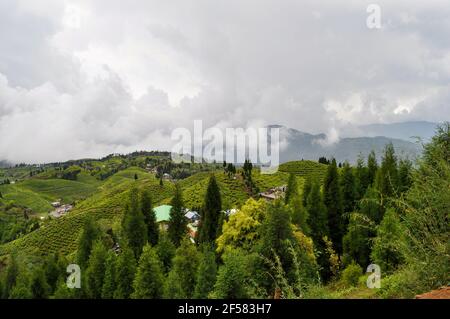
[[278, 160, 328, 182], [0, 161, 323, 258], [0, 168, 173, 257], [0, 173, 103, 214]]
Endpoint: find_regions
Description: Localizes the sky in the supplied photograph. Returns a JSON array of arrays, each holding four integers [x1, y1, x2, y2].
[[0, 0, 449, 163]]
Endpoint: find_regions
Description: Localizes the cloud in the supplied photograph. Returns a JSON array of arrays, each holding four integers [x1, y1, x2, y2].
[[0, 0, 449, 163]]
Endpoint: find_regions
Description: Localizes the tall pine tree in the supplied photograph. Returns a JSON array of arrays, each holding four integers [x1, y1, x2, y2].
[[114, 247, 137, 299], [197, 175, 222, 244], [323, 158, 343, 253], [167, 183, 187, 246], [122, 187, 147, 258], [367, 150, 378, 187], [375, 143, 399, 199], [132, 244, 164, 298], [141, 189, 159, 246]]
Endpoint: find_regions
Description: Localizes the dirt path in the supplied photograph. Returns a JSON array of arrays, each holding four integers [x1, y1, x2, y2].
[[415, 286, 450, 299]]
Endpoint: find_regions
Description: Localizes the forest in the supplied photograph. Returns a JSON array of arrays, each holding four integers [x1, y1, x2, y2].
[[0, 123, 448, 299]]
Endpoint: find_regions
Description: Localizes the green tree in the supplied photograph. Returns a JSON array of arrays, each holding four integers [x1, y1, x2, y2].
[[289, 195, 310, 235], [302, 177, 312, 207], [375, 143, 399, 199], [132, 244, 164, 299], [371, 209, 405, 273], [30, 268, 50, 299], [194, 245, 218, 298], [77, 219, 100, 269], [306, 182, 328, 245], [2, 254, 19, 298], [354, 154, 369, 199], [167, 183, 187, 246], [284, 173, 298, 204], [122, 187, 147, 258], [367, 150, 378, 186], [101, 251, 117, 299], [213, 250, 252, 299], [216, 198, 267, 254], [85, 241, 108, 299], [259, 201, 295, 270], [340, 162, 356, 214], [155, 232, 176, 273], [114, 247, 137, 299], [141, 190, 158, 246], [9, 271, 32, 299], [342, 213, 374, 268], [323, 159, 343, 253], [165, 240, 199, 298], [305, 181, 331, 281], [398, 159, 413, 193], [197, 175, 222, 244], [359, 186, 383, 224], [44, 253, 60, 294]]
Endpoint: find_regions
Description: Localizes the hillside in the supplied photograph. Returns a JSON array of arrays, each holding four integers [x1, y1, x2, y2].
[[0, 160, 322, 258], [274, 125, 422, 164]]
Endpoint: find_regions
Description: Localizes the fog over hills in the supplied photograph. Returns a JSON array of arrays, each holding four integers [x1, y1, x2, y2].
[[276, 124, 423, 164]]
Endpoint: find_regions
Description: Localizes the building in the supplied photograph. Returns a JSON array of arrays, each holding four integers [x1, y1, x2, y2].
[[184, 209, 200, 222], [154, 205, 172, 230], [259, 185, 287, 201]]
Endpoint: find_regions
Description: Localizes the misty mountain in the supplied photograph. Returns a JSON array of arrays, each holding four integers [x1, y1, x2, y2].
[[277, 126, 421, 164], [343, 121, 439, 142]]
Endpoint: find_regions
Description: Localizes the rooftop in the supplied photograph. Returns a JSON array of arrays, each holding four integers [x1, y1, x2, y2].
[[154, 205, 172, 223]]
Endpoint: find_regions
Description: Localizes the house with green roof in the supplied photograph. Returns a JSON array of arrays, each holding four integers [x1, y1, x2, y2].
[[154, 205, 172, 229]]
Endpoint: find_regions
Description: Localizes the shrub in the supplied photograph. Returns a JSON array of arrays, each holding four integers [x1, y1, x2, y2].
[[341, 262, 362, 287]]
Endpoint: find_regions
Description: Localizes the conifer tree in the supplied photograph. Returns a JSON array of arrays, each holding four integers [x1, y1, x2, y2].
[[44, 253, 60, 294], [167, 183, 187, 246], [197, 175, 222, 244], [132, 244, 164, 299], [141, 190, 158, 246], [302, 177, 312, 207], [284, 173, 298, 204], [354, 154, 368, 201], [375, 143, 399, 199], [85, 241, 108, 299], [101, 251, 117, 299], [114, 247, 137, 299], [290, 194, 310, 235], [194, 245, 217, 298], [213, 250, 251, 299], [398, 159, 413, 193], [165, 240, 200, 298], [77, 219, 100, 269], [367, 150, 378, 186], [371, 209, 405, 273], [155, 232, 176, 273], [2, 254, 19, 298], [340, 162, 356, 214], [306, 181, 329, 245], [323, 158, 343, 253], [122, 187, 147, 258], [30, 268, 50, 299]]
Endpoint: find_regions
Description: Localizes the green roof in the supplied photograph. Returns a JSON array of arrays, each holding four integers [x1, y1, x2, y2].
[[154, 205, 172, 223]]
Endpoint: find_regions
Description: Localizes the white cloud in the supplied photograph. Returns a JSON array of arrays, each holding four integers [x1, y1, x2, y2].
[[0, 0, 449, 163]]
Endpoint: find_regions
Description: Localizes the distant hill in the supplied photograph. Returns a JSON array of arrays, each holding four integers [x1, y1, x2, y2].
[[276, 126, 422, 164], [0, 160, 12, 168], [353, 121, 439, 142]]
